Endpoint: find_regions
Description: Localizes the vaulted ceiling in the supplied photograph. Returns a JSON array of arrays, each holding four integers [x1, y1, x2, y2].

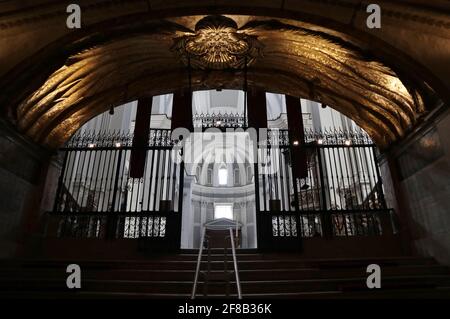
[[0, 0, 449, 149]]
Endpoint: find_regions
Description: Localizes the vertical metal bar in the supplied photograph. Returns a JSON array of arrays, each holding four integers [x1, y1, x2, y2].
[[316, 147, 327, 210], [325, 147, 338, 210], [176, 160, 185, 247], [108, 149, 123, 239], [356, 146, 370, 208], [166, 149, 173, 201], [63, 150, 77, 211], [341, 147, 357, 210], [191, 226, 205, 299], [74, 150, 89, 210], [147, 149, 156, 211], [352, 146, 365, 209], [332, 147, 348, 235], [129, 176, 137, 212], [261, 148, 267, 211], [367, 147, 379, 206], [102, 150, 115, 212], [79, 149, 97, 212], [170, 153, 178, 209], [278, 148, 285, 211], [91, 150, 105, 213], [254, 162, 261, 249], [333, 146, 346, 210], [274, 147, 280, 201], [159, 149, 166, 203], [317, 147, 332, 238], [284, 148, 295, 211], [300, 152, 309, 211], [88, 148, 101, 211], [313, 153, 321, 211], [98, 150, 111, 212], [105, 150, 119, 211], [229, 228, 242, 299], [290, 148, 301, 247], [267, 147, 272, 201], [80, 149, 95, 211], [116, 148, 128, 212], [153, 149, 162, 211]]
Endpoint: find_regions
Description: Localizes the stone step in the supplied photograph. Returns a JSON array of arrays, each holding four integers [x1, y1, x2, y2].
[[0, 257, 438, 273], [2, 287, 450, 299], [0, 255, 446, 298], [0, 255, 436, 266], [2, 274, 450, 294], [0, 264, 448, 281]]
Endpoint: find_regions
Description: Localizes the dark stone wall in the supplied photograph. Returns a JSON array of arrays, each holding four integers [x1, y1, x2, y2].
[[382, 107, 450, 265], [0, 119, 50, 258]]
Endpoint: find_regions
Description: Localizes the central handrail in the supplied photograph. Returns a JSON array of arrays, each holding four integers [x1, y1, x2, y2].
[[191, 226, 242, 299], [191, 226, 205, 299], [229, 228, 242, 299]]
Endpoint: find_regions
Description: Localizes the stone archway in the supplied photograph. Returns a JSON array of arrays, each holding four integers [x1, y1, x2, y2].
[[0, 1, 448, 151], [1, 1, 450, 263]]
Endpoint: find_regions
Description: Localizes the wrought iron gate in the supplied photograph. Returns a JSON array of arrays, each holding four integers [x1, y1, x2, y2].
[[255, 128, 397, 251], [44, 129, 184, 250]]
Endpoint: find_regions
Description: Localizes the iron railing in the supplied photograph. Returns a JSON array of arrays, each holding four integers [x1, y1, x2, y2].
[[229, 227, 242, 299], [45, 129, 184, 250], [64, 129, 179, 149], [255, 128, 394, 249], [256, 129, 384, 213], [193, 113, 245, 129], [268, 209, 397, 238], [191, 226, 242, 299], [43, 211, 181, 239], [192, 226, 205, 299], [53, 131, 183, 214], [46, 126, 394, 252]]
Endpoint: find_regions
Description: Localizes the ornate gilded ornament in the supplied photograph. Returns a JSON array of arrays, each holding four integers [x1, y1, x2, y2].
[[172, 15, 263, 70]]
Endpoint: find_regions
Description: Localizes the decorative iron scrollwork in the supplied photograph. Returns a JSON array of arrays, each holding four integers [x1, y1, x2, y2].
[[172, 15, 263, 70]]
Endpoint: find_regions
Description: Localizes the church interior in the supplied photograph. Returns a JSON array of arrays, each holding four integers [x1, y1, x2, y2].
[[0, 0, 450, 301]]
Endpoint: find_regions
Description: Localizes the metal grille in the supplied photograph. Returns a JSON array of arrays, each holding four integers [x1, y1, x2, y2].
[[256, 128, 395, 247], [193, 113, 245, 128], [45, 129, 184, 243]]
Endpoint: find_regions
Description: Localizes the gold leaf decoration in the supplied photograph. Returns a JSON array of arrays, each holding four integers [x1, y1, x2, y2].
[[172, 15, 263, 70]]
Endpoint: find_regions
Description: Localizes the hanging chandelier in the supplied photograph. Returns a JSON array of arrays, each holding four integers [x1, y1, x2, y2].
[[172, 15, 263, 70]]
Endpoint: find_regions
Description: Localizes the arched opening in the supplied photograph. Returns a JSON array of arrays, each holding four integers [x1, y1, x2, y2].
[[1, 4, 450, 299], [39, 88, 398, 256], [1, 13, 442, 151]]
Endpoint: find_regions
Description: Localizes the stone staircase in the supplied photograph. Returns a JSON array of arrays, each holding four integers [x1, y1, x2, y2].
[[1, 250, 450, 299]]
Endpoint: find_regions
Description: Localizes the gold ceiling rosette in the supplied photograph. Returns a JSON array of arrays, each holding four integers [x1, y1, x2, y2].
[[172, 15, 263, 70]]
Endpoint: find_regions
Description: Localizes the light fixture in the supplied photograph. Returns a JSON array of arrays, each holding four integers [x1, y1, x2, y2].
[[115, 142, 122, 148], [216, 120, 222, 126], [172, 15, 262, 70], [88, 143, 96, 148], [317, 138, 324, 145], [293, 140, 299, 146], [344, 139, 352, 146]]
